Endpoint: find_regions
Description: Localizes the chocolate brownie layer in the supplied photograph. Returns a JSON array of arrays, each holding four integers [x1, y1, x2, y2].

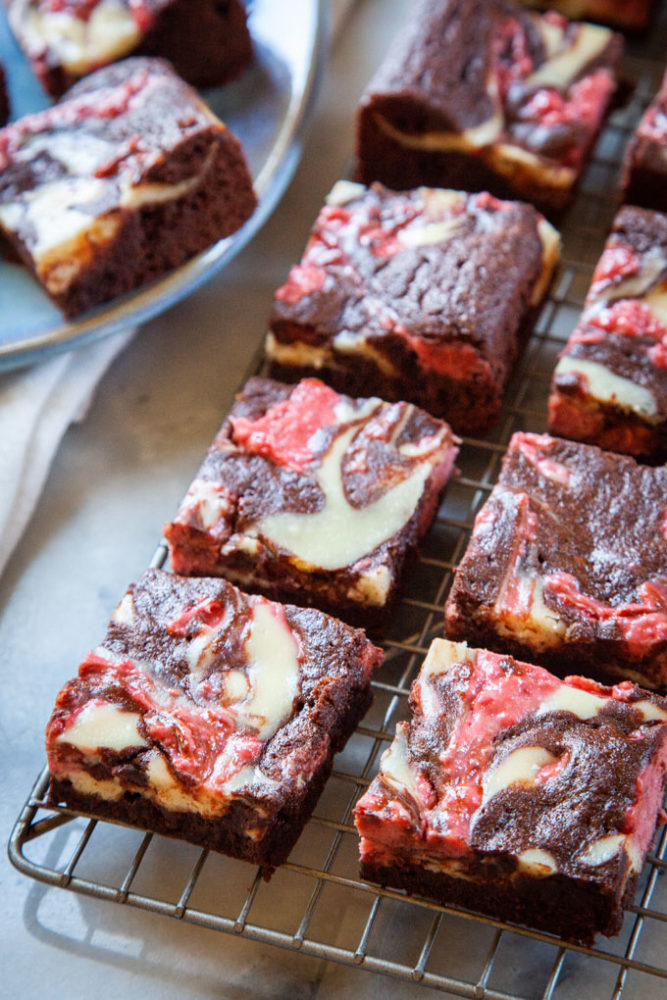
[[165, 376, 459, 628], [445, 433, 667, 688], [47, 569, 383, 874], [0, 57, 256, 317], [267, 182, 559, 434], [355, 639, 667, 944], [549, 206, 667, 461], [355, 0, 622, 214], [621, 71, 667, 214], [7, 0, 252, 96]]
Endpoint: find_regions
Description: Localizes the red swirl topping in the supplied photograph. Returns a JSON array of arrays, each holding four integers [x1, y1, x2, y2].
[[230, 379, 341, 472], [590, 245, 641, 295]]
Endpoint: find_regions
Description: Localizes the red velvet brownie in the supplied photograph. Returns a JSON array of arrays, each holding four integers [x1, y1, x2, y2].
[[355, 639, 667, 944], [266, 181, 560, 433], [445, 432, 667, 689], [7, 0, 252, 96], [0, 57, 256, 317], [548, 207, 667, 460], [47, 569, 383, 875], [621, 71, 667, 215], [164, 376, 459, 628], [519, 0, 655, 32], [354, 0, 623, 215]]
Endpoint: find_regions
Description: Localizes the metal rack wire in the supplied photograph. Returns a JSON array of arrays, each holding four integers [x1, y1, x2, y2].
[[8, 15, 667, 1000]]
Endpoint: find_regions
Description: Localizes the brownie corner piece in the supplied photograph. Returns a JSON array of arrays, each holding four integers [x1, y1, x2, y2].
[[266, 181, 560, 434], [7, 0, 253, 97], [445, 432, 667, 689], [548, 204, 667, 461], [354, 0, 622, 214], [46, 568, 383, 874], [164, 376, 459, 627], [354, 638, 667, 944], [0, 56, 256, 317], [621, 70, 667, 216]]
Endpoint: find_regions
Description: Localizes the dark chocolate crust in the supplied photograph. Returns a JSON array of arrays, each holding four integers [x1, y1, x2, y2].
[[621, 72, 667, 214], [8, 0, 252, 97], [549, 205, 667, 462], [268, 184, 553, 434], [47, 569, 382, 874], [354, 0, 623, 214], [360, 858, 636, 946], [0, 57, 256, 317], [165, 376, 458, 627], [445, 434, 667, 688]]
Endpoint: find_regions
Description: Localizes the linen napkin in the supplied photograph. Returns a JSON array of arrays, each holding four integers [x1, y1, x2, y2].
[[0, 329, 135, 576], [0, 0, 357, 579]]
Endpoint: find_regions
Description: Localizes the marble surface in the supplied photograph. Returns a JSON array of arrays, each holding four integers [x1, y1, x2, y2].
[[0, 1, 423, 997]]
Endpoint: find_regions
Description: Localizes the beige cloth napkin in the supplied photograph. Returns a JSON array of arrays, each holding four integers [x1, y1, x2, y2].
[[0, 0, 356, 579], [0, 330, 135, 576]]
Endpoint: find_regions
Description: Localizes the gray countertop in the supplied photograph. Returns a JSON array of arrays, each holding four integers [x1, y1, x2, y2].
[[1, 1, 419, 996]]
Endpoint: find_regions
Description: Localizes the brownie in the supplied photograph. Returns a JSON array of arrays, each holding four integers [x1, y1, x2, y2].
[[621, 71, 667, 214], [354, 0, 623, 215], [548, 206, 667, 461], [7, 0, 252, 97], [266, 181, 560, 434], [519, 0, 655, 32], [164, 376, 459, 628], [445, 432, 667, 689], [355, 638, 667, 945], [0, 57, 256, 317], [47, 569, 383, 875]]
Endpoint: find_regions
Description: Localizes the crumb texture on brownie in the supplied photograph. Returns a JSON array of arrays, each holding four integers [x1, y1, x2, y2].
[[355, 639, 667, 943], [0, 57, 256, 316], [7, 0, 252, 95], [355, 0, 622, 211], [267, 182, 559, 432], [549, 206, 667, 460], [165, 377, 459, 622], [47, 569, 382, 869], [445, 432, 667, 688], [621, 70, 667, 215]]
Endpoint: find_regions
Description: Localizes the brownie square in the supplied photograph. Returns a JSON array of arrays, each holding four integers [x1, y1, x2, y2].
[[266, 181, 560, 434], [355, 638, 667, 944], [354, 0, 623, 215], [47, 569, 383, 875], [7, 0, 252, 96], [519, 0, 655, 32], [0, 57, 256, 317], [621, 71, 667, 214], [164, 376, 459, 628], [548, 206, 667, 461], [445, 432, 667, 689]]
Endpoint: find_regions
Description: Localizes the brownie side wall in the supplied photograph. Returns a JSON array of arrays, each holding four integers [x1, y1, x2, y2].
[[49, 684, 373, 876], [444, 612, 667, 690], [53, 128, 256, 317], [359, 858, 633, 945]]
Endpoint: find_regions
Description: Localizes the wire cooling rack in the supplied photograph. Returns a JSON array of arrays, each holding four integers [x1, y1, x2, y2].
[[9, 13, 667, 1000]]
